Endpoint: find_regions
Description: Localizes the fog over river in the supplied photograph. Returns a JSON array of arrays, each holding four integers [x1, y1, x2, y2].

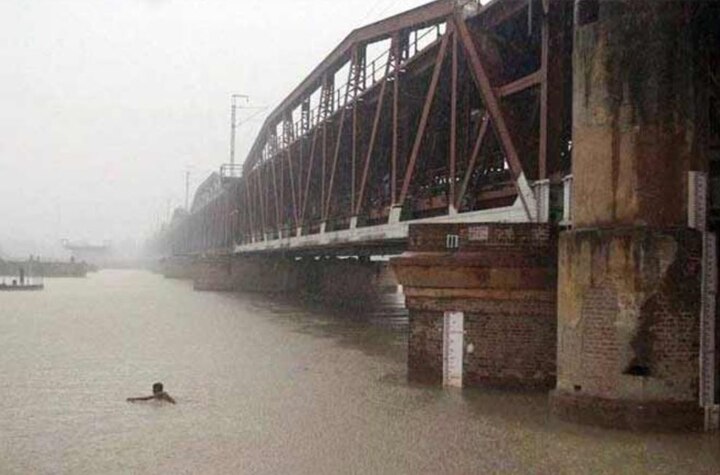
[[1, 271, 718, 474]]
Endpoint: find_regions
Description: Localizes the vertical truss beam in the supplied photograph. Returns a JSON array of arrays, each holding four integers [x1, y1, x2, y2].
[[257, 164, 266, 236], [320, 75, 334, 216], [539, 1, 549, 180], [279, 149, 285, 230], [320, 75, 335, 121], [352, 90, 358, 215], [324, 51, 358, 220], [282, 113, 299, 227], [268, 130, 278, 159], [350, 45, 365, 215], [301, 99, 311, 136], [399, 30, 410, 61], [297, 99, 311, 215], [349, 45, 366, 96], [244, 178, 254, 239], [282, 113, 295, 148], [321, 124, 327, 219], [449, 28, 458, 208]]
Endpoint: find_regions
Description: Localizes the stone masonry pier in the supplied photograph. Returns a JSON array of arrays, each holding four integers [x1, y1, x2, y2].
[[392, 223, 557, 389]]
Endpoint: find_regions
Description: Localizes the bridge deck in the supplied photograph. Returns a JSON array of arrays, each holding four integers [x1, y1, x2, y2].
[[235, 199, 527, 256]]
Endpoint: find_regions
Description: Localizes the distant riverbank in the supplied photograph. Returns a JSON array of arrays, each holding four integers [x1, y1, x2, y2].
[[0, 259, 90, 278]]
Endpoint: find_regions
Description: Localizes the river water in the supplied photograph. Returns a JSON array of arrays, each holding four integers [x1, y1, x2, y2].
[[1, 270, 718, 474]]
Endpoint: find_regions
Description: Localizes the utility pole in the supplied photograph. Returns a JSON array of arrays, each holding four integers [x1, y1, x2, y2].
[[230, 94, 250, 175], [228, 94, 267, 178]]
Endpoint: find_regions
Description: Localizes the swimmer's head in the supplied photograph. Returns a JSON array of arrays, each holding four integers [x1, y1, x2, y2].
[[152, 382, 164, 394]]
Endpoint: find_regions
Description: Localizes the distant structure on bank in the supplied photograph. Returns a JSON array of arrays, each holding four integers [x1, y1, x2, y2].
[[61, 239, 112, 267]]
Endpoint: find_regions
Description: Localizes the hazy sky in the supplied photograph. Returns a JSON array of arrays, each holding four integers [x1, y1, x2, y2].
[[0, 0, 431, 257]]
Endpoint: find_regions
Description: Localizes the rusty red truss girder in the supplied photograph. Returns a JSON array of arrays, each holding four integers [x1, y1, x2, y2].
[[162, 0, 573, 256]]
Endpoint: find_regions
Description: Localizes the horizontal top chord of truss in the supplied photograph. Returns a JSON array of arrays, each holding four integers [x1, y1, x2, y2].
[[243, 0, 530, 175]]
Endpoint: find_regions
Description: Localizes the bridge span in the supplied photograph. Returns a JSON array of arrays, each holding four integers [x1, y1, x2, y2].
[[153, 0, 720, 432], [161, 0, 570, 258]]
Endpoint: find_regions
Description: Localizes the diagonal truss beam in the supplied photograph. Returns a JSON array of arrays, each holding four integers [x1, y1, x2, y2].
[[355, 77, 389, 216], [497, 70, 542, 97], [286, 148, 298, 228], [257, 166, 266, 235], [301, 126, 320, 225], [391, 34, 401, 205], [324, 61, 356, 221], [244, 178, 255, 238], [456, 112, 490, 210], [453, 15, 536, 221], [270, 147, 281, 230], [397, 30, 450, 206], [323, 105, 348, 221]]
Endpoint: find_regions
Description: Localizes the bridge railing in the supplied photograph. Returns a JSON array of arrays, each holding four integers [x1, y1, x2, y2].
[[254, 21, 449, 170]]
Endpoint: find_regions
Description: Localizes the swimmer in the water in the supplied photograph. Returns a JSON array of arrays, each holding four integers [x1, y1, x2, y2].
[[126, 382, 176, 404]]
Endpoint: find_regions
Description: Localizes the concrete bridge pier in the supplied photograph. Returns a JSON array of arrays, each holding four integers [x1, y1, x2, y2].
[[230, 256, 300, 293], [391, 223, 558, 389], [295, 257, 399, 306], [184, 255, 297, 292], [194, 256, 234, 291], [550, 0, 709, 431], [191, 253, 399, 305], [160, 255, 197, 280]]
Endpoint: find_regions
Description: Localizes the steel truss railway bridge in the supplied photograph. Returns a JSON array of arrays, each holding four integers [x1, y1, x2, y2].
[[160, 0, 572, 257], [155, 0, 720, 432]]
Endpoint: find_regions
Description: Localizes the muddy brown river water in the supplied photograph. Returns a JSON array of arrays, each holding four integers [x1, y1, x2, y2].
[[1, 270, 718, 474]]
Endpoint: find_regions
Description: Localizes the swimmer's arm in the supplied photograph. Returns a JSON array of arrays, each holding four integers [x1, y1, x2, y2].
[[126, 396, 154, 402], [161, 393, 176, 404]]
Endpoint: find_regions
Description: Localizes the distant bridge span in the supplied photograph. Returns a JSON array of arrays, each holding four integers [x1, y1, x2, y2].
[[159, 0, 572, 258]]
